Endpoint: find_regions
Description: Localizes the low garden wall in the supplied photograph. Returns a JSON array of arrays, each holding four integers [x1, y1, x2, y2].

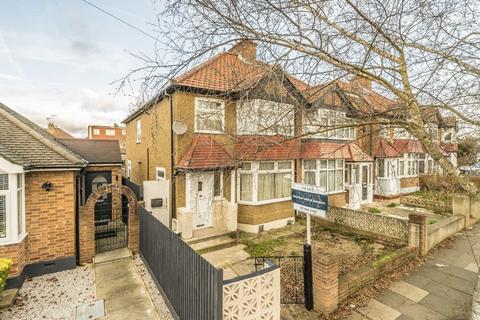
[[427, 215, 464, 250], [338, 247, 417, 302], [400, 195, 452, 213], [223, 260, 280, 320], [327, 207, 409, 242]]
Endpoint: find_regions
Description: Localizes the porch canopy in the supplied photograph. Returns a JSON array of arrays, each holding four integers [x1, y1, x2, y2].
[[375, 139, 401, 158], [233, 135, 300, 160], [300, 140, 372, 162], [177, 135, 237, 170]]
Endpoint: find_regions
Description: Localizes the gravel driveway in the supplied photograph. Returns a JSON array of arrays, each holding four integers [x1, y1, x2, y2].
[[0, 266, 95, 320]]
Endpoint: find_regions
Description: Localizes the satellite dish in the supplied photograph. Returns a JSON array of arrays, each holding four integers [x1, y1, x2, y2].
[[172, 121, 187, 135]]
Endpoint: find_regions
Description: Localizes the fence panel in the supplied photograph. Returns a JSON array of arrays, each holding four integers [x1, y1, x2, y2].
[[139, 206, 223, 320], [122, 177, 143, 200]]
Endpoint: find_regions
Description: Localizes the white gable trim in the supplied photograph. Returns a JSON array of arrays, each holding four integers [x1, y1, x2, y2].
[[0, 156, 24, 174]]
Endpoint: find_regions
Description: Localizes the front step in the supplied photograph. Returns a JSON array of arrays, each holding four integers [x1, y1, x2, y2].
[[202, 244, 250, 269], [190, 235, 237, 254]]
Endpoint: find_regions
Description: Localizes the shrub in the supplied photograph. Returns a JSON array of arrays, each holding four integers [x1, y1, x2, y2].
[[428, 219, 438, 225], [0, 258, 12, 292], [368, 207, 382, 214], [386, 203, 398, 208]]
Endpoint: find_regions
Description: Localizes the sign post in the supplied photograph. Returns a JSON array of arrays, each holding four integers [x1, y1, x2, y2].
[[291, 182, 328, 311]]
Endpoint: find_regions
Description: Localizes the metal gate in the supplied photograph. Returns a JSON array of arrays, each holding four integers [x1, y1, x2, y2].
[[254, 255, 304, 304], [94, 196, 129, 253]]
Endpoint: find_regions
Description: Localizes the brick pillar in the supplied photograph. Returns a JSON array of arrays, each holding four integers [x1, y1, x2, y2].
[[79, 206, 94, 263], [313, 252, 339, 315], [408, 213, 427, 255]]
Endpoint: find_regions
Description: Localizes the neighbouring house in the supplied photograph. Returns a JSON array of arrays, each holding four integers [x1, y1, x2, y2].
[[0, 103, 128, 288], [123, 40, 458, 237], [88, 124, 126, 161], [0, 103, 85, 288], [45, 121, 75, 139]]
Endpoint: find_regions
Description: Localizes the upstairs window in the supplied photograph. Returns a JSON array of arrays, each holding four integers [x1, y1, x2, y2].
[[93, 128, 100, 135], [195, 98, 225, 133], [237, 99, 294, 136], [136, 119, 142, 143], [106, 129, 115, 136], [304, 109, 355, 140]]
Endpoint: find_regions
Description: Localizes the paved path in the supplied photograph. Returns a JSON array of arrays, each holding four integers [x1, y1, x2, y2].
[[94, 248, 159, 320], [350, 224, 480, 320]]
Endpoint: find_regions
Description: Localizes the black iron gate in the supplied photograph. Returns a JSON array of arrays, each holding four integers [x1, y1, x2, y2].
[[94, 197, 129, 253], [254, 255, 305, 304]]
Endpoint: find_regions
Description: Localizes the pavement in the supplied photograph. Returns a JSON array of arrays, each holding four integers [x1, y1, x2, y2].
[[350, 224, 480, 320], [94, 248, 159, 320]]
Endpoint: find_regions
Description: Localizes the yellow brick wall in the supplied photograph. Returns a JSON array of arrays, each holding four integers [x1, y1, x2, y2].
[[238, 201, 294, 225]]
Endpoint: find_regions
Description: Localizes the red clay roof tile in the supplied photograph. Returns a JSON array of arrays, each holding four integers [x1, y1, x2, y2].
[[233, 135, 300, 160], [178, 135, 236, 170], [301, 140, 372, 162]]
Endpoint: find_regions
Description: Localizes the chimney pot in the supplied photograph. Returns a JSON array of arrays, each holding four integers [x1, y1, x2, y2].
[[229, 40, 257, 62]]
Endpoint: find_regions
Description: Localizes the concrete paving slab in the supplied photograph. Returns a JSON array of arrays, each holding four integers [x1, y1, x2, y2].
[[423, 280, 473, 303], [202, 244, 250, 268], [190, 235, 236, 252], [389, 281, 429, 303], [357, 299, 401, 320], [94, 247, 131, 264], [419, 293, 470, 318], [402, 274, 432, 290], [95, 255, 158, 320], [223, 268, 238, 280], [465, 262, 480, 273], [349, 311, 370, 319], [375, 289, 410, 309], [396, 300, 446, 320]]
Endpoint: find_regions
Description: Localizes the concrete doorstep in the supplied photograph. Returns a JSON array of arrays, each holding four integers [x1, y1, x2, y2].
[[94, 248, 159, 320]]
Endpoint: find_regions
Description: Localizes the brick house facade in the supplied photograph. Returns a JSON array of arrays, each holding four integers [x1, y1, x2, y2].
[[0, 103, 125, 288], [123, 40, 458, 238]]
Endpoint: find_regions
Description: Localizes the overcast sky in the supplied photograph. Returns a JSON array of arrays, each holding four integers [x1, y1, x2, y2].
[[0, 0, 158, 137]]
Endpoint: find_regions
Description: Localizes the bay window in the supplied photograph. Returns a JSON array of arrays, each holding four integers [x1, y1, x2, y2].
[[237, 99, 294, 136], [377, 159, 385, 178], [302, 159, 344, 193], [304, 109, 355, 140], [0, 171, 26, 243], [238, 161, 293, 204], [195, 97, 225, 133]]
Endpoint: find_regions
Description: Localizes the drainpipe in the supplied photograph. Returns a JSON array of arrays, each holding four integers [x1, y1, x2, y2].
[[166, 92, 176, 227]]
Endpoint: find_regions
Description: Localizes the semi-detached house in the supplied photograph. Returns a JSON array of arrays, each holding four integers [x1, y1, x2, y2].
[[123, 40, 458, 239]]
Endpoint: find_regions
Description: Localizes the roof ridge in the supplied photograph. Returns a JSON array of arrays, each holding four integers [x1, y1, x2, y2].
[[0, 103, 86, 166], [173, 51, 229, 84]]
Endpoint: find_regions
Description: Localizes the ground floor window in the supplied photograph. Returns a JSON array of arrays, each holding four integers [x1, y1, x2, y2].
[[302, 159, 344, 193], [0, 172, 25, 243], [238, 161, 293, 204]]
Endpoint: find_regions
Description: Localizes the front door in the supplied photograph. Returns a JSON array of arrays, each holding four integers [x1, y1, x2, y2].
[[190, 173, 214, 229]]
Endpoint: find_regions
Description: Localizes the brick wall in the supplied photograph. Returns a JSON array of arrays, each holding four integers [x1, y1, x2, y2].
[[25, 171, 76, 264], [328, 192, 346, 207], [0, 240, 26, 276], [326, 207, 409, 242], [238, 200, 294, 225], [400, 176, 420, 188]]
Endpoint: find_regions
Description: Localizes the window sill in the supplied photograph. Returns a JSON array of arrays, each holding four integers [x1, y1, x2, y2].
[[0, 232, 28, 246], [194, 130, 225, 135], [238, 197, 291, 206]]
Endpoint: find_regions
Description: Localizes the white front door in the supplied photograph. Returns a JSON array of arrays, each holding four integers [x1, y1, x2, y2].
[[189, 173, 214, 229], [348, 162, 373, 209]]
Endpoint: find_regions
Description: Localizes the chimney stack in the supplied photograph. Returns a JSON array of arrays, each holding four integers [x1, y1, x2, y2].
[[229, 40, 257, 62], [351, 76, 372, 90]]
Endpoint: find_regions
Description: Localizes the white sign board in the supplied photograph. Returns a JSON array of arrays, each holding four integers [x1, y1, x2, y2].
[[291, 183, 328, 218]]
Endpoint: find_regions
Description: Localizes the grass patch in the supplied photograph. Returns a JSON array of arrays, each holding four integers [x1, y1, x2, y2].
[[243, 238, 287, 257], [386, 202, 398, 208], [371, 251, 398, 268], [368, 207, 382, 214], [428, 218, 438, 225]]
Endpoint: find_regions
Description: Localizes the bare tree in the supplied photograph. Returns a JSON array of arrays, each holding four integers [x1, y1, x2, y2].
[[128, 0, 480, 196]]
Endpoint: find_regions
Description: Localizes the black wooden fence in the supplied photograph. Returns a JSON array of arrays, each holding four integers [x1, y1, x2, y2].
[[122, 177, 143, 200], [139, 206, 223, 320]]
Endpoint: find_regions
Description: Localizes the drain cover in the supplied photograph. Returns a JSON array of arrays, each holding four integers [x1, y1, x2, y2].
[[76, 299, 105, 320]]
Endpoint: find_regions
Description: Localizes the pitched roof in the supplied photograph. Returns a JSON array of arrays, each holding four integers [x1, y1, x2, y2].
[[375, 139, 401, 158], [178, 135, 236, 170], [233, 135, 300, 161], [391, 139, 425, 154], [0, 103, 86, 169], [45, 126, 75, 139], [58, 139, 122, 164], [300, 140, 372, 162], [442, 143, 458, 153]]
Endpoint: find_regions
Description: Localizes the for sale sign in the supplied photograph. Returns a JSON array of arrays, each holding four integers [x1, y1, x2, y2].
[[291, 183, 328, 218]]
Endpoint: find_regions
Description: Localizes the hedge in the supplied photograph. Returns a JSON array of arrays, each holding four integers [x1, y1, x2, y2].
[[0, 258, 12, 292]]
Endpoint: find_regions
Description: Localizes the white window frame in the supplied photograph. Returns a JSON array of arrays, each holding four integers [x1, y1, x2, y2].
[[127, 160, 132, 179], [304, 109, 355, 140], [155, 167, 166, 181], [237, 161, 293, 205], [194, 97, 225, 134], [93, 128, 100, 135], [136, 119, 142, 143], [213, 171, 224, 200], [0, 161, 26, 245], [301, 159, 345, 194], [105, 129, 115, 136]]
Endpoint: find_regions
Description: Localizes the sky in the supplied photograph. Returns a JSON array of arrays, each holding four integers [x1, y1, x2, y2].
[[0, 0, 159, 137]]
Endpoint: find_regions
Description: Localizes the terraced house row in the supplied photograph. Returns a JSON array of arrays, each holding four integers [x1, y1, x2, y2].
[[123, 40, 458, 239]]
